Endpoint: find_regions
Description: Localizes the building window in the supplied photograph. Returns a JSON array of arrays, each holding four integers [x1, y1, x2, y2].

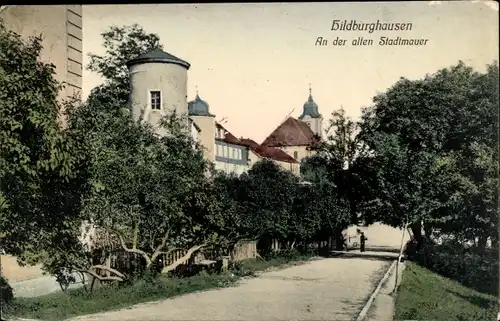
[[293, 151, 298, 159], [306, 122, 311, 127], [150, 91, 161, 110]]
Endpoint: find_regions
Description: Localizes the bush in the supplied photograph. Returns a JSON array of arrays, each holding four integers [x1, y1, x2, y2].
[[231, 260, 258, 277], [0, 274, 14, 306], [263, 248, 302, 261], [404, 239, 499, 296]]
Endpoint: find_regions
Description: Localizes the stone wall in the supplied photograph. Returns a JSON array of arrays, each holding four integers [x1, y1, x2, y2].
[[0, 5, 83, 103]]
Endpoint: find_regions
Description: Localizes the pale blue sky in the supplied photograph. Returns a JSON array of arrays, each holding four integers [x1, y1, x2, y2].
[[82, 2, 499, 143]]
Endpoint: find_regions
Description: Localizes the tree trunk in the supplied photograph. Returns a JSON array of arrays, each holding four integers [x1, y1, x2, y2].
[[90, 276, 97, 294], [423, 221, 433, 241], [105, 255, 111, 277], [334, 230, 344, 250], [477, 235, 488, 252], [410, 221, 423, 250], [491, 234, 499, 250], [77, 271, 88, 293]]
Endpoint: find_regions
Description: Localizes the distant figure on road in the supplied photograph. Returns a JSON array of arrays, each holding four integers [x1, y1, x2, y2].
[[360, 232, 368, 252]]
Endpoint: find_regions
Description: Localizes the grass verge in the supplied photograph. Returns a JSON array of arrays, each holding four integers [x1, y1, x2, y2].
[[394, 262, 499, 321], [4, 253, 316, 321]]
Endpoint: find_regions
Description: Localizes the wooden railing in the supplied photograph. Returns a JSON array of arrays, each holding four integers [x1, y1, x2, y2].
[[99, 241, 258, 273]]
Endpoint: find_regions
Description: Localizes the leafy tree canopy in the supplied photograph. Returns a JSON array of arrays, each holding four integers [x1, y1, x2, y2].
[[0, 22, 87, 264], [357, 61, 499, 245]]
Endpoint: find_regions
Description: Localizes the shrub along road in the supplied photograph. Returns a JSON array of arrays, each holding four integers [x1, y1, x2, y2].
[[69, 257, 390, 321]]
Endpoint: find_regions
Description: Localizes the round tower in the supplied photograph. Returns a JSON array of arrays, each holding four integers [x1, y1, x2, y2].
[[188, 91, 216, 162], [126, 48, 191, 136], [298, 85, 323, 138]]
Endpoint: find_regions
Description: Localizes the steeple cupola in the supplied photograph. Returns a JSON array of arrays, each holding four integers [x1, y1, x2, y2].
[[299, 84, 321, 120], [188, 90, 214, 117], [187, 88, 216, 163]]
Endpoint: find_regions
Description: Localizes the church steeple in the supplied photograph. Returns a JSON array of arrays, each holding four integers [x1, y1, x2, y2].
[[188, 89, 214, 117], [299, 84, 321, 120]]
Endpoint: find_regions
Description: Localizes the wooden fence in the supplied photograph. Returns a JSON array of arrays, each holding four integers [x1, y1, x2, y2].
[[101, 241, 258, 273]]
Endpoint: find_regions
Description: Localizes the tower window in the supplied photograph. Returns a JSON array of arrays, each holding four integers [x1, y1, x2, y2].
[[306, 122, 311, 127], [150, 91, 161, 110], [293, 151, 298, 159]]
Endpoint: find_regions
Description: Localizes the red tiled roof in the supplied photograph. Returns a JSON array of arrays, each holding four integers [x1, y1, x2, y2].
[[240, 138, 298, 164], [240, 138, 265, 154], [261, 117, 318, 147], [263, 147, 298, 163]]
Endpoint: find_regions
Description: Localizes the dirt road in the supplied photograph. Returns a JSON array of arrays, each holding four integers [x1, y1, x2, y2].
[[71, 257, 391, 321]]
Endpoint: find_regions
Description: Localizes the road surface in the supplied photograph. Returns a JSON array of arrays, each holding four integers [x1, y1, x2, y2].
[[71, 257, 391, 321]]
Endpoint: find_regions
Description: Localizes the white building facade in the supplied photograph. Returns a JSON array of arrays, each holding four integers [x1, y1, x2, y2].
[[188, 93, 251, 176]]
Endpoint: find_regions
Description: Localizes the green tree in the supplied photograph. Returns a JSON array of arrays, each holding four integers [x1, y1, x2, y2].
[[238, 159, 298, 248], [300, 156, 351, 250], [66, 102, 223, 279], [314, 107, 358, 169], [0, 22, 88, 265], [309, 107, 360, 221], [426, 63, 499, 247], [357, 61, 499, 248], [210, 172, 255, 250], [304, 107, 361, 248]]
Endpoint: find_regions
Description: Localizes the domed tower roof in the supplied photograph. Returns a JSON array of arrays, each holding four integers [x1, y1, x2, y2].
[[298, 85, 321, 119], [188, 92, 215, 117], [126, 48, 191, 69]]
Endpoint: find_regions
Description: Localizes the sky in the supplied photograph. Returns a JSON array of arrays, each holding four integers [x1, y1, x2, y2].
[[82, 1, 499, 143]]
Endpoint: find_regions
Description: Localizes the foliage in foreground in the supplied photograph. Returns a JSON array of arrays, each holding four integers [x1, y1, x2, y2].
[[357, 61, 498, 247], [0, 275, 13, 306], [0, 20, 88, 267], [405, 240, 499, 296], [394, 262, 498, 321], [4, 251, 314, 321]]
